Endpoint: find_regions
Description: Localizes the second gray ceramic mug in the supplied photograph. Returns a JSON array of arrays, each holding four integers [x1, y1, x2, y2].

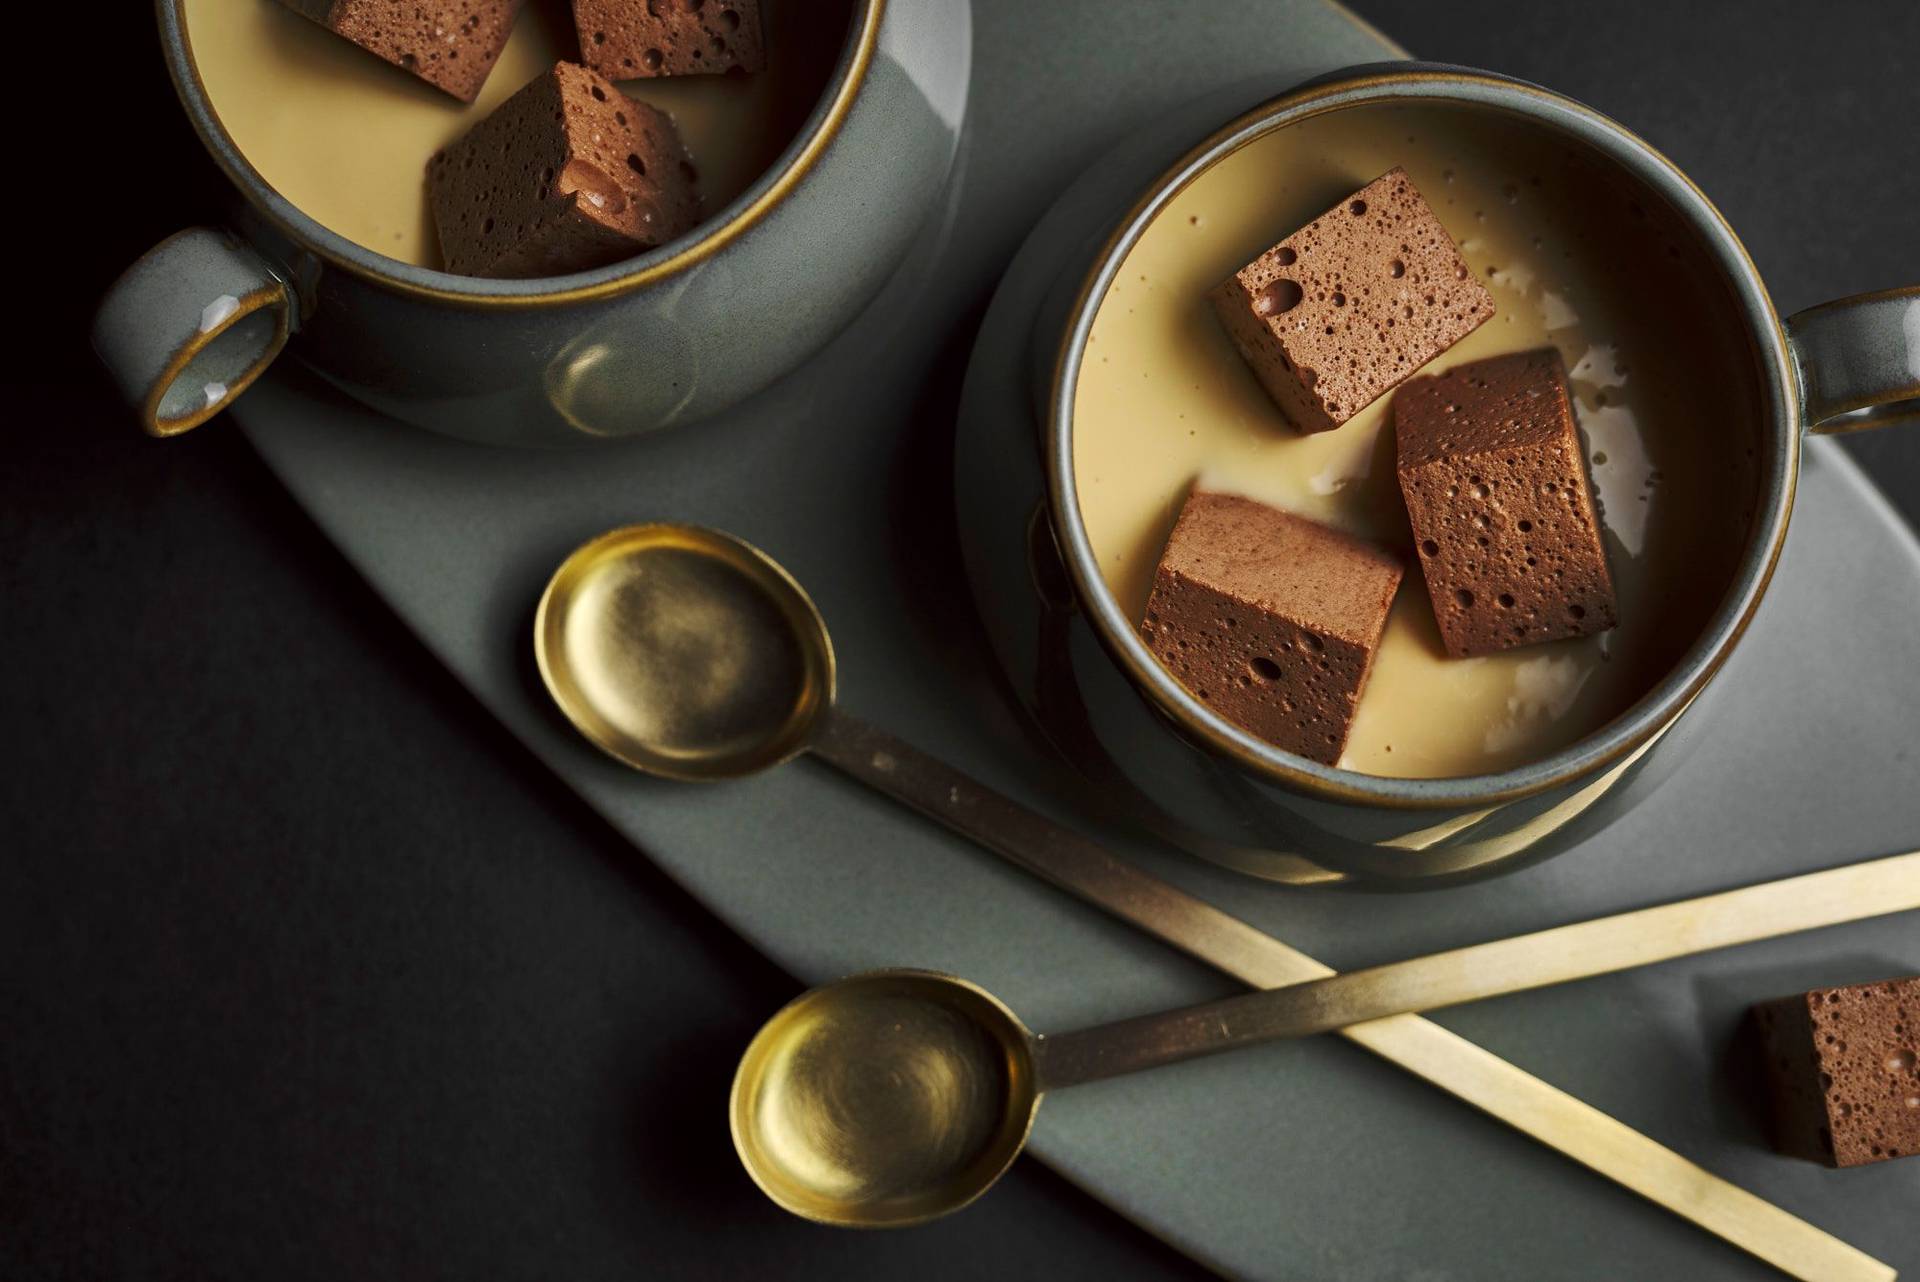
[[1034, 66, 1919, 886], [91, 0, 969, 446]]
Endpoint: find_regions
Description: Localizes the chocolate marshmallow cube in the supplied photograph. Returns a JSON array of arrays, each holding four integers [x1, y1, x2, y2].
[[1209, 167, 1494, 434], [1394, 349, 1617, 658], [428, 62, 702, 278], [573, 0, 766, 79], [1752, 977, 1919, 1168], [276, 0, 523, 102], [1140, 491, 1402, 766]]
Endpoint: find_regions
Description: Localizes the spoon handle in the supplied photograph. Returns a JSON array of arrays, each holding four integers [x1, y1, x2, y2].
[[809, 708, 1897, 1282], [810, 708, 1289, 968], [1032, 850, 1920, 1090]]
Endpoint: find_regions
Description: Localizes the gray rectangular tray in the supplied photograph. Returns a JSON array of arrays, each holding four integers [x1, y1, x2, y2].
[[232, 1, 1920, 1275]]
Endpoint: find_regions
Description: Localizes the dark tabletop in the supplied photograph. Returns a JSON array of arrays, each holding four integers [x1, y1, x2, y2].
[[7, 3, 1917, 1279]]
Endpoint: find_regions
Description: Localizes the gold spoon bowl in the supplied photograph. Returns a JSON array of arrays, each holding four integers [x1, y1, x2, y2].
[[534, 524, 835, 780], [729, 971, 1040, 1227]]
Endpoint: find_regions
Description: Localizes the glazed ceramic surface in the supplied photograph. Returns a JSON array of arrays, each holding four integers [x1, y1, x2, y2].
[[94, 0, 968, 444], [225, 3, 1919, 1275], [965, 67, 1917, 886]]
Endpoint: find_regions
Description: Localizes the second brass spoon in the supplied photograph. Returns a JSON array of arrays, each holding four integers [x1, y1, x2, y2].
[[732, 842, 1920, 1227]]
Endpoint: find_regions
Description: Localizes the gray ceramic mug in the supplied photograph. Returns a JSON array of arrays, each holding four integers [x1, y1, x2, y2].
[[984, 66, 1917, 887], [92, 0, 968, 445]]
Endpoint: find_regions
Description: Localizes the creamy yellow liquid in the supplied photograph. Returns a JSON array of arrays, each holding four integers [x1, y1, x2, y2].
[[183, 0, 852, 268], [1074, 103, 1757, 778]]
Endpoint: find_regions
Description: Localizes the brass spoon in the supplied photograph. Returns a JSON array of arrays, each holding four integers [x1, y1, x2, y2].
[[535, 523, 1909, 1274], [733, 830, 1920, 1228], [533, 520, 1179, 816]]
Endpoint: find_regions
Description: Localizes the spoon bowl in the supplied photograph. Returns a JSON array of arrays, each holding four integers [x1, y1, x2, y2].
[[534, 524, 836, 781], [729, 970, 1040, 1227]]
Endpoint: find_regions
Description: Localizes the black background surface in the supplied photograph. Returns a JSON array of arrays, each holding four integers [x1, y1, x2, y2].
[[6, 3, 1916, 1278]]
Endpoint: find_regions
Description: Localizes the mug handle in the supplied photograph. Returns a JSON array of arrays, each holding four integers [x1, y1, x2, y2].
[[1784, 285, 1920, 435], [91, 228, 295, 438]]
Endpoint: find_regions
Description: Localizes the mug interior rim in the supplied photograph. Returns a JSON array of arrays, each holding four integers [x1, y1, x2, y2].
[[1047, 66, 1799, 811], [156, 0, 885, 309]]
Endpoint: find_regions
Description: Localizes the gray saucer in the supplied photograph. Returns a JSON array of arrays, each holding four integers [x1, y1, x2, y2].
[[232, 1, 1918, 1275]]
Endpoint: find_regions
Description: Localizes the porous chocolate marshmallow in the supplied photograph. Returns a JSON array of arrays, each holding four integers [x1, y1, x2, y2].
[[1394, 348, 1617, 658], [1209, 167, 1494, 434], [572, 0, 766, 79], [428, 62, 702, 278], [276, 0, 523, 102], [1751, 977, 1919, 1168], [1140, 491, 1402, 766]]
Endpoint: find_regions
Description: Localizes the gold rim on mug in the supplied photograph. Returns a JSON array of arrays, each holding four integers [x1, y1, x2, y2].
[[157, 0, 886, 311], [1046, 68, 1801, 812]]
